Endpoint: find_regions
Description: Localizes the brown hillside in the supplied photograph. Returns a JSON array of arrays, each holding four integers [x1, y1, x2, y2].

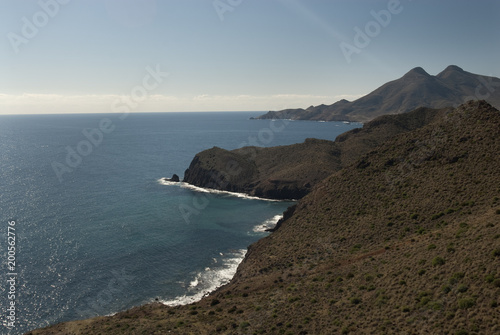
[[30, 101, 500, 335]]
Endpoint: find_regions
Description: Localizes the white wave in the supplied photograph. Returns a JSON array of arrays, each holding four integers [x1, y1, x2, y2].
[[189, 275, 200, 288], [157, 178, 181, 186], [160, 249, 246, 307], [157, 178, 286, 202], [253, 214, 283, 233]]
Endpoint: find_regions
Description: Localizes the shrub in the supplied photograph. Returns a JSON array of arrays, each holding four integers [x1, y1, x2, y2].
[[485, 274, 495, 283], [431, 212, 445, 220], [427, 244, 436, 250], [457, 284, 468, 293], [432, 257, 445, 266], [492, 248, 500, 257], [458, 297, 475, 309], [449, 272, 465, 284], [429, 301, 443, 310], [442, 285, 452, 294], [350, 297, 362, 305]]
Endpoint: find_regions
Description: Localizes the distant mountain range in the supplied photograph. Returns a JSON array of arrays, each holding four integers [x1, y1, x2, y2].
[[254, 65, 500, 122]]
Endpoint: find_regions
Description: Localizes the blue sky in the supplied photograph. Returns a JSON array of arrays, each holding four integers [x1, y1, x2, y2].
[[1, 0, 499, 114]]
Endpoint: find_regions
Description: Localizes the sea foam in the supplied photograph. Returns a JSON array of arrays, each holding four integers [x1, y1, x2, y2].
[[160, 249, 246, 306], [252, 214, 283, 232], [158, 178, 284, 202]]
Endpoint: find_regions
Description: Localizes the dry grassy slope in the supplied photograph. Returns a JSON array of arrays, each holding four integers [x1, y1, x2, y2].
[[30, 101, 500, 335], [336, 105, 450, 166]]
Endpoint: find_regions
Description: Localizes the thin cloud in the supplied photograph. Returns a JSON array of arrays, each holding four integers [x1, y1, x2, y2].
[[0, 93, 364, 114]]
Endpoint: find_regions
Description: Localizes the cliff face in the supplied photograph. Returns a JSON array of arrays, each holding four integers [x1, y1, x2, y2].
[[255, 65, 500, 122], [183, 106, 450, 199], [31, 101, 500, 335], [183, 139, 342, 199]]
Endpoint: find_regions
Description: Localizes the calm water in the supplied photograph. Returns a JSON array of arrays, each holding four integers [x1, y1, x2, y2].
[[0, 112, 361, 334]]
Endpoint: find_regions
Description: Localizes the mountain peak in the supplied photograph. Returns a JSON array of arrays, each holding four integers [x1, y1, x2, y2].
[[437, 65, 466, 79], [442, 65, 464, 73], [404, 67, 430, 77]]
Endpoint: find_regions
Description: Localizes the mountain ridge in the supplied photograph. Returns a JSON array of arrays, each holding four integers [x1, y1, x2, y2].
[[254, 66, 500, 122]]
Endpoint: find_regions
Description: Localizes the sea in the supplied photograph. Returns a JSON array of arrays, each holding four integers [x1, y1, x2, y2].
[[0, 111, 361, 334]]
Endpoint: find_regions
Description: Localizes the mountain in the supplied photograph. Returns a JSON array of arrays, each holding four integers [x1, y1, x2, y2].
[[30, 101, 500, 334], [254, 65, 500, 122]]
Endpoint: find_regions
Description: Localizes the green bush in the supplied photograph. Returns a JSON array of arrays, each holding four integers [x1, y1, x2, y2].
[[431, 212, 445, 220], [432, 257, 445, 266], [457, 297, 475, 309], [485, 274, 495, 283], [442, 285, 452, 294]]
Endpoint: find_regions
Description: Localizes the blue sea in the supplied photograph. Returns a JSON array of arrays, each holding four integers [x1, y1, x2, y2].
[[0, 112, 361, 334]]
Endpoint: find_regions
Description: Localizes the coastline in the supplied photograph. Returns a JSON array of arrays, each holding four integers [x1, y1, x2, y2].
[[158, 178, 297, 202], [155, 178, 290, 307]]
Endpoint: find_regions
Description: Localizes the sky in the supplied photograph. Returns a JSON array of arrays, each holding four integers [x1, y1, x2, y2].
[[0, 0, 499, 114]]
